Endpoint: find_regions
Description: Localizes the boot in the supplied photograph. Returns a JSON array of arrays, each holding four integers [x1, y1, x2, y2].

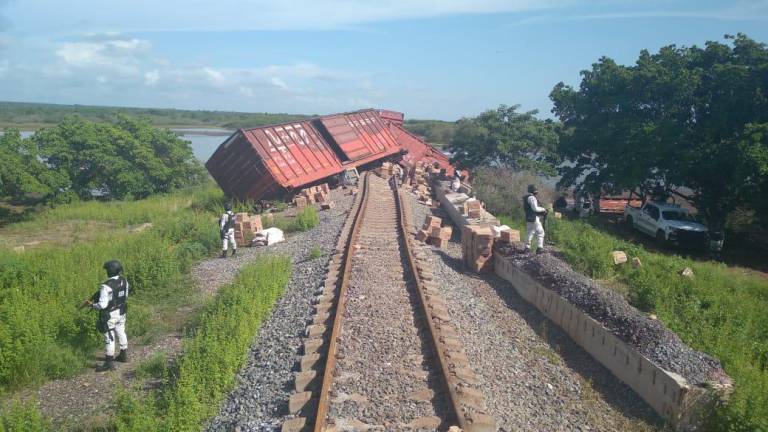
[[220, 250, 227, 258], [231, 249, 237, 257], [96, 355, 115, 372], [536, 247, 546, 255], [116, 349, 128, 363]]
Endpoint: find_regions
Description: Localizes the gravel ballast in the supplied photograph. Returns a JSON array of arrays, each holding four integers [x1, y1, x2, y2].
[[507, 253, 725, 386], [406, 191, 661, 431], [204, 188, 355, 432]]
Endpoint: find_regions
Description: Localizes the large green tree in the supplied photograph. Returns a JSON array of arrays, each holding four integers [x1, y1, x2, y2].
[[32, 116, 206, 200], [447, 105, 560, 175], [551, 34, 768, 229], [0, 129, 67, 201]]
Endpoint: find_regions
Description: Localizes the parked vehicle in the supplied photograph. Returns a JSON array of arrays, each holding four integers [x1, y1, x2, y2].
[[624, 201, 710, 249], [555, 198, 594, 219]]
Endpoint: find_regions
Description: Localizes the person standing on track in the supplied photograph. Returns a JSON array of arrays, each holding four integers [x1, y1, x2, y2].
[[91, 260, 129, 372], [220, 203, 237, 258], [523, 184, 548, 254]]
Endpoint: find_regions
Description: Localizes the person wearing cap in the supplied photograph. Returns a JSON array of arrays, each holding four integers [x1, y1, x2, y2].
[[89, 260, 129, 371], [523, 184, 548, 254], [220, 202, 237, 258]]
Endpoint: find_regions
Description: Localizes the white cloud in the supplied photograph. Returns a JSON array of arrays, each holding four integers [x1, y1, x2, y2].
[[203, 67, 226, 86], [54, 36, 152, 79], [270, 77, 288, 90], [144, 69, 159, 85], [0, 31, 386, 115]]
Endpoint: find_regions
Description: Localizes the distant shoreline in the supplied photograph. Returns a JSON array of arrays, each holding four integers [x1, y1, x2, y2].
[[1, 124, 235, 135]]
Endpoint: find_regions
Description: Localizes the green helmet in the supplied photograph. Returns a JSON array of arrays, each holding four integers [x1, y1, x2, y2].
[[527, 184, 539, 194]]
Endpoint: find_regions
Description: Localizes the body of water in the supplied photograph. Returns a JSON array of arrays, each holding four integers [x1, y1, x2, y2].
[[9, 128, 233, 162]]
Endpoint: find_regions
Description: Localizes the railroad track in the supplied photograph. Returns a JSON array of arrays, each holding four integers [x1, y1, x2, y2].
[[283, 172, 495, 432]]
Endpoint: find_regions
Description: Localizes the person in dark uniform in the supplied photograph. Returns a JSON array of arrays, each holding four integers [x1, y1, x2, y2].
[[523, 185, 548, 254], [90, 260, 129, 371]]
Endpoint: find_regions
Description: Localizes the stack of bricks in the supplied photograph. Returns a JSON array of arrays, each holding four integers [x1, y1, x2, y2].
[[415, 216, 453, 248], [498, 228, 521, 244], [374, 161, 396, 178], [461, 225, 494, 273], [234, 212, 263, 247], [410, 162, 432, 205], [494, 227, 527, 256], [293, 183, 331, 207], [465, 199, 483, 219]]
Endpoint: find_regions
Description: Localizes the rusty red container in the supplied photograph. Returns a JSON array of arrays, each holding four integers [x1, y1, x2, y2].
[[206, 109, 406, 201], [378, 109, 404, 126]]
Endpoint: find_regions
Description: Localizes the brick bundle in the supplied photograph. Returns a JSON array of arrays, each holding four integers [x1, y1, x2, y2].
[[415, 216, 453, 248], [293, 183, 331, 207], [464, 199, 483, 219], [461, 225, 494, 273], [234, 212, 263, 247], [408, 161, 433, 205], [374, 161, 398, 178]]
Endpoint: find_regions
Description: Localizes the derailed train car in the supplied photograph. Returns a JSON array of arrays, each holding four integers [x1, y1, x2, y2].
[[205, 108, 454, 201]]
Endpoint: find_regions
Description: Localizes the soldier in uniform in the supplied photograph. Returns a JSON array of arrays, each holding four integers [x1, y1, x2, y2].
[[90, 260, 129, 371], [523, 184, 548, 254], [220, 203, 237, 258]]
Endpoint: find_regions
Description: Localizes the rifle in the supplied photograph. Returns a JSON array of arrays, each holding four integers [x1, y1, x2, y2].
[[78, 290, 100, 310]]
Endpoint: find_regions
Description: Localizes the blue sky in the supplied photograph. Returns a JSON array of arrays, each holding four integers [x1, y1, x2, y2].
[[1, 0, 768, 120]]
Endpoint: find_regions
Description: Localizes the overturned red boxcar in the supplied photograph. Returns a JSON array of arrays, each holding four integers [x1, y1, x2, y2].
[[205, 108, 453, 201]]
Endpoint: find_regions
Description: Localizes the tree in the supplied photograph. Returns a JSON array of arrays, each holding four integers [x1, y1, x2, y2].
[[31, 116, 206, 201], [447, 105, 559, 175], [0, 129, 67, 201], [551, 34, 768, 229]]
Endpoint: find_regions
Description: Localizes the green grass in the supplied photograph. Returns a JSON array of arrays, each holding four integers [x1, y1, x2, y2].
[[293, 206, 319, 232], [0, 185, 224, 393], [0, 400, 51, 432], [264, 206, 319, 233], [501, 214, 768, 430], [135, 352, 168, 381], [113, 256, 291, 431], [309, 247, 323, 260]]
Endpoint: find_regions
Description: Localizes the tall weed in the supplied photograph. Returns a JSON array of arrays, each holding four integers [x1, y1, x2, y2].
[[0, 399, 50, 432]]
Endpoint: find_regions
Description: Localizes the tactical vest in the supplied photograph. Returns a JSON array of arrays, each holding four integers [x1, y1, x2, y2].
[[222, 211, 235, 231], [523, 194, 537, 223], [105, 276, 128, 314]]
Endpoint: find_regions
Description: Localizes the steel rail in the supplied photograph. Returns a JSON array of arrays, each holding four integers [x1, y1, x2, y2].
[[311, 172, 371, 432], [392, 176, 467, 430]]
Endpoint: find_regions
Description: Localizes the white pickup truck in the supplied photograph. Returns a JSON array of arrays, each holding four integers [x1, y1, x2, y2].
[[624, 201, 710, 249]]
